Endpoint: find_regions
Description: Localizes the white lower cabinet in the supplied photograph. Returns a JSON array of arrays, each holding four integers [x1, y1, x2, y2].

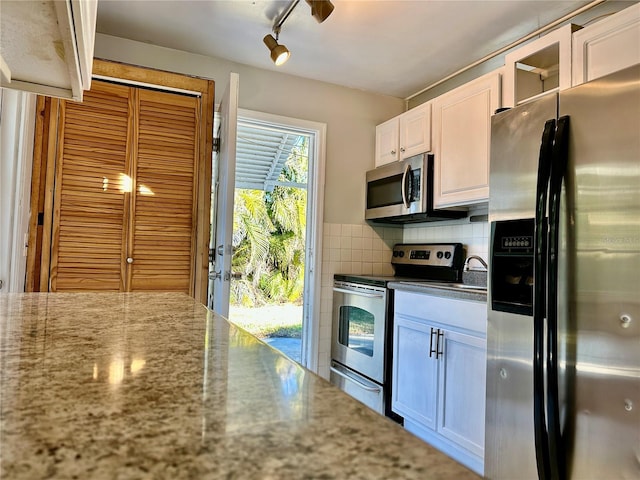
[[392, 290, 487, 475], [393, 317, 439, 429]]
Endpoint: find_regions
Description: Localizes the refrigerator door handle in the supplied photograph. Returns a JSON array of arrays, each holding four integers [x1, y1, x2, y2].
[[533, 118, 556, 480], [546, 115, 570, 480]]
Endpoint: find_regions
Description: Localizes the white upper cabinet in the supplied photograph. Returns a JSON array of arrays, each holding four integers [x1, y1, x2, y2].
[[375, 116, 400, 166], [375, 102, 431, 167], [0, 0, 97, 101], [572, 3, 640, 86], [399, 102, 431, 159], [503, 24, 579, 107], [432, 70, 500, 208]]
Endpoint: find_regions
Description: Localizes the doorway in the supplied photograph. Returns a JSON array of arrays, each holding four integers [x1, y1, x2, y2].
[[227, 110, 325, 368]]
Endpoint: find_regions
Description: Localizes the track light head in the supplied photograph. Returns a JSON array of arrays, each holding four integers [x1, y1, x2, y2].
[[264, 0, 334, 66], [263, 34, 291, 66], [305, 0, 334, 23]]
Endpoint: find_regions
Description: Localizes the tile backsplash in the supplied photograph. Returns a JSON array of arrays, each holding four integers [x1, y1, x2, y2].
[[403, 221, 489, 259], [316, 219, 489, 379]]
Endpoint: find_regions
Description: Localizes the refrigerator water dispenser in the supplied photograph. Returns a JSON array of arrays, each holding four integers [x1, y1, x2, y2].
[[490, 219, 535, 315]]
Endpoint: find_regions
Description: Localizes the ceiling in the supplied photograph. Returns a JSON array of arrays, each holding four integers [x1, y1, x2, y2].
[[95, 0, 596, 99]]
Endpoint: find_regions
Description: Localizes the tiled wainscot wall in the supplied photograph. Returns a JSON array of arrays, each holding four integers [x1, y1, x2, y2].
[[317, 219, 489, 379]]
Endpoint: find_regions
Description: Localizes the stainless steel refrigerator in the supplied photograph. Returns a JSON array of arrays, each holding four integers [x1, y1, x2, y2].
[[485, 64, 640, 479]]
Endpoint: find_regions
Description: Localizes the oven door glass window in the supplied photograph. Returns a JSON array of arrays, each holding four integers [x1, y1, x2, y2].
[[338, 306, 375, 357]]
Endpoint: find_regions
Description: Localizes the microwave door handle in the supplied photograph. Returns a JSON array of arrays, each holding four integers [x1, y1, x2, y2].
[[401, 163, 411, 208]]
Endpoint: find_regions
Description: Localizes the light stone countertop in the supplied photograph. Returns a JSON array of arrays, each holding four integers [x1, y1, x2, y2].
[[0, 292, 478, 479]]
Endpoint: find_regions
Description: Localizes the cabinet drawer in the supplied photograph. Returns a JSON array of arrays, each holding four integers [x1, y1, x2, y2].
[[394, 290, 486, 335]]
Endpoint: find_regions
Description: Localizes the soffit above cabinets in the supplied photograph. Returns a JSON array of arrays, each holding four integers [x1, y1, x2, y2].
[[0, 0, 97, 101]]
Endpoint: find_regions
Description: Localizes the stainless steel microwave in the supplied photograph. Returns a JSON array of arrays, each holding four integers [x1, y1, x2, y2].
[[365, 153, 466, 223]]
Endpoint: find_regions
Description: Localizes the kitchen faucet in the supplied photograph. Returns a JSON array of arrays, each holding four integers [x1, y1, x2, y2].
[[464, 255, 488, 271]]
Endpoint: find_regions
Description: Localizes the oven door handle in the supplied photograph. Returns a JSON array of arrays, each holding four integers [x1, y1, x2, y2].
[[332, 287, 385, 298], [330, 365, 382, 393]]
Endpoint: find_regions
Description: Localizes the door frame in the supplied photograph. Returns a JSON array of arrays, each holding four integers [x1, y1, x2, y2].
[[210, 73, 239, 317], [236, 108, 326, 372]]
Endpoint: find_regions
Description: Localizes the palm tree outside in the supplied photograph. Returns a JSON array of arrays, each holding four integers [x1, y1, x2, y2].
[[228, 138, 308, 360]]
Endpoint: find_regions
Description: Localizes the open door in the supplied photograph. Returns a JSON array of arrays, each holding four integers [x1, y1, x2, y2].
[[208, 73, 239, 316]]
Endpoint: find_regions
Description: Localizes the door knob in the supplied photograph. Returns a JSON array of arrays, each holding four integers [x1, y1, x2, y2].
[[126, 257, 134, 264]]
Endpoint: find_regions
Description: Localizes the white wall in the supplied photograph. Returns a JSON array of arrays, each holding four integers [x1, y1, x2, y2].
[[94, 34, 405, 226]]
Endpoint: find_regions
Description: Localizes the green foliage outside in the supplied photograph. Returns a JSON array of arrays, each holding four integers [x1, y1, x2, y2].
[[230, 138, 308, 309], [343, 307, 375, 335]]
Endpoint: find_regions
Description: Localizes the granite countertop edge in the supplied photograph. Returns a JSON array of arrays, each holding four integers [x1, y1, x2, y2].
[[0, 292, 479, 480]]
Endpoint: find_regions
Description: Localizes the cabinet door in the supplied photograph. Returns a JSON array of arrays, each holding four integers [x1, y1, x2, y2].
[[438, 329, 486, 458], [49, 82, 133, 291], [129, 89, 199, 292], [399, 102, 431, 159], [392, 314, 438, 429], [375, 116, 399, 167], [433, 71, 500, 208], [572, 3, 640, 86]]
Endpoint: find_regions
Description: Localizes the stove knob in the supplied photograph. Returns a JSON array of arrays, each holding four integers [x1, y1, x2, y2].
[[393, 251, 398, 257], [399, 251, 405, 258], [437, 251, 444, 259], [444, 251, 452, 259]]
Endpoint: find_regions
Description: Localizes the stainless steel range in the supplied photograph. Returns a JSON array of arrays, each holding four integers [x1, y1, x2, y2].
[[330, 243, 464, 418]]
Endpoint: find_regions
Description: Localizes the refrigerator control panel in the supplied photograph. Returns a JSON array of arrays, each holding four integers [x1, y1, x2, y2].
[[501, 235, 533, 250], [491, 219, 535, 316]]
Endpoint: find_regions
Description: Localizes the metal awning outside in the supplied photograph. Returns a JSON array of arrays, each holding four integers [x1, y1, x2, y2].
[[235, 119, 307, 192]]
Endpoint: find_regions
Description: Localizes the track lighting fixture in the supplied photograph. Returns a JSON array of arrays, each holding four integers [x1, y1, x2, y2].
[[305, 0, 334, 23], [264, 0, 334, 66], [263, 32, 290, 66]]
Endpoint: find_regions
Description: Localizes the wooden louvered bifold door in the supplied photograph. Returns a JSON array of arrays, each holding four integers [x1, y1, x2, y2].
[[50, 82, 132, 291], [49, 80, 199, 293], [128, 89, 199, 292]]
